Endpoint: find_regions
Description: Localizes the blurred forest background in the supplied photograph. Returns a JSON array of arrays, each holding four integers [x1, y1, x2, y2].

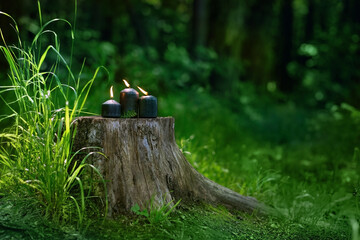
[[1, 0, 359, 107], [0, 0, 360, 238]]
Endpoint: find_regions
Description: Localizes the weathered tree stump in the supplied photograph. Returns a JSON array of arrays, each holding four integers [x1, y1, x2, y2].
[[72, 117, 265, 217]]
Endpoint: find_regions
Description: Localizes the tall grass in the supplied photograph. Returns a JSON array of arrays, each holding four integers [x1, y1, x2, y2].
[[0, 6, 107, 226]]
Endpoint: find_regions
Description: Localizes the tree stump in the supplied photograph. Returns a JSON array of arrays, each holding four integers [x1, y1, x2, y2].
[[72, 117, 265, 217]]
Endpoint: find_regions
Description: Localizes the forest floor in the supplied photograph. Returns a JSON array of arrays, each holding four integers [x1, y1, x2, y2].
[[0, 90, 358, 239], [0, 200, 350, 239]]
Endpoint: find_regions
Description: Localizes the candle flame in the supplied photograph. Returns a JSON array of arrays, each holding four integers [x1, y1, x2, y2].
[[123, 79, 130, 88], [110, 86, 114, 98], [137, 86, 148, 95]]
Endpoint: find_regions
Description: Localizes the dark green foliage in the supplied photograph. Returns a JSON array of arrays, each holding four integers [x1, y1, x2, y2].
[[2, 0, 358, 104]]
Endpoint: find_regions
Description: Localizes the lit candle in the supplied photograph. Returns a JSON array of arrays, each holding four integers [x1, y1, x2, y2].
[[102, 86, 121, 118], [120, 79, 139, 117], [137, 86, 157, 118]]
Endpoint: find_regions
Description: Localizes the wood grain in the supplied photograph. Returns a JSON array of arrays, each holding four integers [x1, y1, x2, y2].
[[72, 117, 265, 216]]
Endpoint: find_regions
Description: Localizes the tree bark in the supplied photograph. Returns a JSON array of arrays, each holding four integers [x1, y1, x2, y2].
[[72, 117, 265, 217], [190, 0, 208, 57], [277, 0, 294, 93], [305, 0, 314, 41], [123, 0, 148, 47]]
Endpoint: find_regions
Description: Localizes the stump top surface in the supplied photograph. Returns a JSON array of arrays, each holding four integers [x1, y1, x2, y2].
[[76, 116, 174, 122]]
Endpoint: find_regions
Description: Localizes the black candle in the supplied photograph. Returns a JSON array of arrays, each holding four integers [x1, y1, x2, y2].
[[137, 86, 157, 118], [102, 86, 121, 118], [120, 79, 139, 117]]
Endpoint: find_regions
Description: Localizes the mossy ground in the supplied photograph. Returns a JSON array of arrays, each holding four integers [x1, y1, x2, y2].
[[0, 200, 351, 240]]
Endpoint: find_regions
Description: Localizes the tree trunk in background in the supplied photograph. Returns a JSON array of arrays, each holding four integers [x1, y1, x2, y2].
[[276, 0, 294, 93], [316, 0, 330, 33], [207, 0, 237, 57], [206, 0, 245, 92], [123, 0, 148, 46], [353, 0, 360, 24], [304, 0, 314, 41], [72, 117, 265, 217], [241, 0, 276, 87], [190, 0, 208, 57], [342, 0, 360, 25]]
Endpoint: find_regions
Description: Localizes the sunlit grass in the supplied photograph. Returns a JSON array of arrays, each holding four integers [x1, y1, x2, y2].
[[0, 4, 107, 226]]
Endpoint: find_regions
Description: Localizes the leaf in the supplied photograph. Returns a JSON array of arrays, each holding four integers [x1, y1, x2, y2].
[[131, 204, 140, 213], [131, 204, 149, 217]]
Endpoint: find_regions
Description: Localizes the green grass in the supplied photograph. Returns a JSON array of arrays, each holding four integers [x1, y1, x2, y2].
[[131, 195, 181, 226], [0, 198, 351, 239], [0, 6, 107, 227], [159, 89, 360, 237]]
